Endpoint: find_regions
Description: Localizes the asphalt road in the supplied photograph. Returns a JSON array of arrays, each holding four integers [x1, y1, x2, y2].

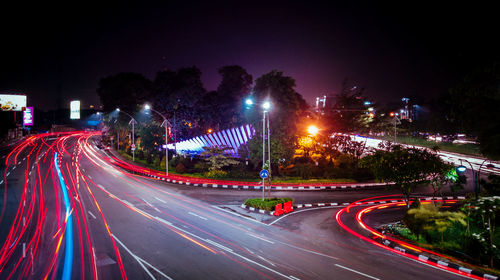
[[0, 132, 480, 279]]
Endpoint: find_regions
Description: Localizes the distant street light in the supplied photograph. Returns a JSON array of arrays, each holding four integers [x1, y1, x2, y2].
[[144, 104, 170, 176], [245, 99, 253, 106], [116, 108, 137, 161], [307, 125, 319, 136]]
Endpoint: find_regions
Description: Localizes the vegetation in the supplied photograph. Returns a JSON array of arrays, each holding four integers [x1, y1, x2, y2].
[[360, 143, 455, 206], [244, 197, 293, 211]]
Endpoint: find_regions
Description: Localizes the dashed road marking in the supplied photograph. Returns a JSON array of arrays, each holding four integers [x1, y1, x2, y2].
[[87, 211, 97, 219], [188, 212, 208, 220]]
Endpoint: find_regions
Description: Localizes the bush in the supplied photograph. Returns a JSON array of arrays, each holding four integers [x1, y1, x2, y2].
[[194, 162, 209, 173], [176, 163, 186, 174], [204, 170, 228, 179], [244, 197, 294, 211]]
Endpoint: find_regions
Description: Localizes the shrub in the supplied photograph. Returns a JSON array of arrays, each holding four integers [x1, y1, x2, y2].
[[176, 163, 186, 174], [204, 170, 228, 179], [194, 162, 209, 173], [244, 197, 294, 211]]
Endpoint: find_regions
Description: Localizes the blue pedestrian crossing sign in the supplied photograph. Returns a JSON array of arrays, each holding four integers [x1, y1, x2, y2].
[[260, 169, 269, 179]]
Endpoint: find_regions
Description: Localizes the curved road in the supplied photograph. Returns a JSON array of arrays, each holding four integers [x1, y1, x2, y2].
[[0, 132, 478, 279]]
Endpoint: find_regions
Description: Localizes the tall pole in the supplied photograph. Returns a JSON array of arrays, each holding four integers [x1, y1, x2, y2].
[[394, 117, 397, 143], [165, 123, 169, 176], [117, 131, 119, 150], [132, 121, 135, 161], [267, 114, 271, 197], [262, 111, 266, 201]]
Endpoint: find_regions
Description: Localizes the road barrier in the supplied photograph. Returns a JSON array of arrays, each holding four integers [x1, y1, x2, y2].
[[274, 204, 284, 216], [283, 201, 293, 213]]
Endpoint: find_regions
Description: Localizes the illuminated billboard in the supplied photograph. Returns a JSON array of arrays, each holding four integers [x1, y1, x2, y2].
[[0, 94, 27, 111], [23, 107, 34, 126], [70, 100, 80, 119]]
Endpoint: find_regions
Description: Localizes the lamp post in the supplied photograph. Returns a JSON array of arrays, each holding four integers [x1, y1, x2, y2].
[[389, 112, 401, 143], [116, 108, 137, 161], [246, 98, 272, 201], [144, 104, 170, 176], [457, 159, 490, 199]]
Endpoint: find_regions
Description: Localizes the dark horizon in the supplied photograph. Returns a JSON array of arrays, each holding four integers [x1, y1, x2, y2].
[[1, 1, 499, 111]]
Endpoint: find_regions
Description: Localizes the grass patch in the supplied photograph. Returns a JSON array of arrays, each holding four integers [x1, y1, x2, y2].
[[375, 135, 481, 157], [271, 177, 357, 184], [244, 197, 293, 211]]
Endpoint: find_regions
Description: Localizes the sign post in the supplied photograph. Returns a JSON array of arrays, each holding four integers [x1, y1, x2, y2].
[[260, 169, 269, 201]]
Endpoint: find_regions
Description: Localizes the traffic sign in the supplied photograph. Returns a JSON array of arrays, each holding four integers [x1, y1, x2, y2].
[[260, 169, 269, 179], [131, 144, 136, 151]]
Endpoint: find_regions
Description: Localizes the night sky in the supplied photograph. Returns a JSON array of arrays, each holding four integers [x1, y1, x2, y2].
[[1, 1, 498, 110]]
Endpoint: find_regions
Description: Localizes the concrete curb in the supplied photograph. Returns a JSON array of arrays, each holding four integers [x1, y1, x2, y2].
[[241, 196, 468, 217], [240, 204, 275, 216], [143, 173, 392, 191], [378, 238, 497, 280]]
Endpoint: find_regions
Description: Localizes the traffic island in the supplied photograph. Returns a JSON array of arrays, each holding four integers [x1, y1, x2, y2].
[[242, 197, 293, 216]]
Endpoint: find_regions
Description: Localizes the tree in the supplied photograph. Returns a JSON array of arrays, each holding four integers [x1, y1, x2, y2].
[[153, 67, 207, 139], [97, 72, 152, 112], [215, 65, 253, 127], [243, 70, 308, 174], [465, 197, 500, 268], [359, 143, 445, 206], [447, 62, 500, 160], [201, 146, 239, 171], [323, 79, 372, 133]]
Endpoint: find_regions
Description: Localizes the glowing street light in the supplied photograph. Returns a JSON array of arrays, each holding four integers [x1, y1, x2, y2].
[[307, 125, 319, 136], [245, 99, 253, 106], [144, 104, 151, 110], [262, 101, 271, 111]]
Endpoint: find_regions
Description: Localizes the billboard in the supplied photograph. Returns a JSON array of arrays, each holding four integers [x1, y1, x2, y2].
[[70, 100, 80, 119], [0, 94, 27, 111], [23, 107, 34, 126]]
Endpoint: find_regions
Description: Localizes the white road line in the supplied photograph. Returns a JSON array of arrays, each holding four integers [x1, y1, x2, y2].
[[247, 233, 274, 244], [88, 211, 97, 219], [88, 175, 92, 179], [12, 166, 16, 170], [334, 264, 379, 280], [112, 234, 173, 280], [0, 180, 3, 185], [211, 205, 268, 226], [188, 212, 208, 220], [268, 206, 342, 226], [257, 255, 276, 267], [155, 197, 167, 204], [289, 276, 301, 280], [6, 172, 10, 176], [276, 240, 339, 260]]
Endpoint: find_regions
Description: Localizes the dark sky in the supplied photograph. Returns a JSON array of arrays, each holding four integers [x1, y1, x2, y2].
[[1, 1, 498, 110]]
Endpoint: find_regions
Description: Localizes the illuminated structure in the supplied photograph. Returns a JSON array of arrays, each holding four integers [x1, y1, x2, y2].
[[167, 124, 255, 156]]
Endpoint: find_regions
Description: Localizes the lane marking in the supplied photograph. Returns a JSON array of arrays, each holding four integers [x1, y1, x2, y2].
[[257, 255, 276, 267], [334, 264, 379, 280], [0, 180, 3, 185], [155, 197, 167, 204], [247, 233, 274, 244], [188, 212, 208, 220], [88, 211, 97, 219], [112, 234, 173, 280], [6, 172, 9, 176]]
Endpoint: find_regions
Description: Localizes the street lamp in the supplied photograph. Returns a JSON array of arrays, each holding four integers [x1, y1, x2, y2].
[[245, 97, 272, 201], [116, 108, 137, 161], [307, 125, 319, 136], [262, 100, 272, 201], [458, 160, 490, 199], [144, 104, 170, 176], [389, 112, 400, 143]]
